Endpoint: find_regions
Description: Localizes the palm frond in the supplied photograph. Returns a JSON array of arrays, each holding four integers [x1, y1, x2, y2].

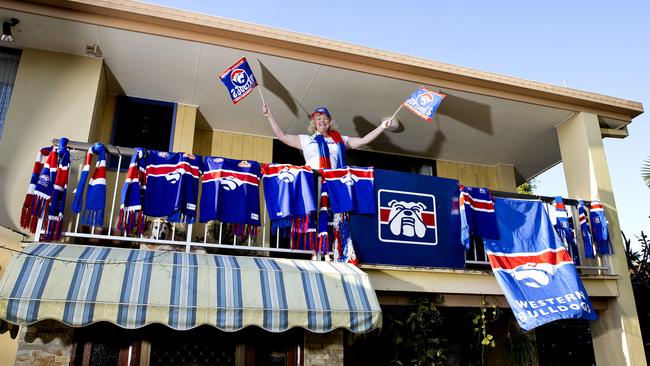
[[642, 156, 650, 188]]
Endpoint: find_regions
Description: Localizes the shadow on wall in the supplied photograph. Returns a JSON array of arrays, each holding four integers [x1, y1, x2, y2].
[[258, 61, 311, 120], [351, 115, 446, 158], [438, 92, 493, 135]]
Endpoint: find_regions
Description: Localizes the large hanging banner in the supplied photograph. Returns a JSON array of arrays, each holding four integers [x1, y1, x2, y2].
[[484, 198, 597, 331], [350, 169, 465, 268]]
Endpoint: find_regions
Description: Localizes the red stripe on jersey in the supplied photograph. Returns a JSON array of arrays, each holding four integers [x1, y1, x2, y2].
[[262, 164, 312, 175], [488, 249, 573, 270], [203, 170, 260, 184], [321, 169, 374, 179], [147, 162, 200, 177]]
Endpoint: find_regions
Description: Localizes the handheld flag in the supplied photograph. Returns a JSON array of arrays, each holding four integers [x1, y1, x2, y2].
[[219, 57, 258, 104], [403, 87, 445, 122], [484, 198, 597, 331]]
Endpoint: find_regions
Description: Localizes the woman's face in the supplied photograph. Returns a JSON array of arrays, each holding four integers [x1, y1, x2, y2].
[[313, 113, 331, 134]]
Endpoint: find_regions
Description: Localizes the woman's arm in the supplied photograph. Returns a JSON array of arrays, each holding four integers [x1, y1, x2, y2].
[[263, 105, 302, 149], [347, 118, 394, 149]]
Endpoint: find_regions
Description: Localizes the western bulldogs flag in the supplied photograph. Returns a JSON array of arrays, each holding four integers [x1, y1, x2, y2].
[[220, 57, 258, 104], [484, 198, 597, 331], [403, 87, 445, 122]]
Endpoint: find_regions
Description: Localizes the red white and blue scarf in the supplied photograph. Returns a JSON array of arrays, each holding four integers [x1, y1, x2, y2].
[[578, 200, 595, 258], [72, 143, 107, 227], [28, 138, 70, 241], [21, 146, 53, 232], [552, 196, 580, 265], [118, 148, 147, 236], [313, 130, 346, 170]]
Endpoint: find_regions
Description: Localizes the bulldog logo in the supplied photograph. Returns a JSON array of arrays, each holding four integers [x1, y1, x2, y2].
[[512, 263, 555, 288], [378, 189, 437, 245], [386, 200, 427, 238], [165, 172, 181, 184]]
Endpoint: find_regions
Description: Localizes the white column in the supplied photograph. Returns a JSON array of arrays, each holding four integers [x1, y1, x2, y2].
[[557, 112, 646, 366]]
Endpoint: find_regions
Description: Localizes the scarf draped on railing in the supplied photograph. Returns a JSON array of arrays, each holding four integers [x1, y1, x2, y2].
[[72, 143, 107, 227], [578, 200, 595, 258], [552, 196, 581, 265], [21, 146, 53, 232], [43, 137, 70, 240], [314, 130, 348, 257], [118, 148, 147, 236]]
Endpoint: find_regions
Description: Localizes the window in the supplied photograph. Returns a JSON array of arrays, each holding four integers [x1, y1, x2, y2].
[[110, 96, 176, 169], [71, 323, 304, 366], [0, 47, 21, 141]]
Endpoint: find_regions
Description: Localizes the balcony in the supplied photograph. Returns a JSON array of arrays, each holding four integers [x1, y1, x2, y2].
[[22, 139, 611, 277]]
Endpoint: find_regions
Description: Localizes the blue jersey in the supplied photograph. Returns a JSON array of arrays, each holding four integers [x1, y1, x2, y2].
[[144, 151, 202, 223], [262, 164, 316, 221], [199, 156, 261, 226], [320, 167, 375, 214], [589, 200, 612, 255]]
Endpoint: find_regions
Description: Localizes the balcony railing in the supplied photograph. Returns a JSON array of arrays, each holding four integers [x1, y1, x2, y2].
[[27, 139, 611, 275]]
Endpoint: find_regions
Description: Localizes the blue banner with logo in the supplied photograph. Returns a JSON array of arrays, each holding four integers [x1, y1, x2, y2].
[[484, 198, 597, 331], [350, 169, 464, 268], [219, 57, 258, 104], [403, 87, 445, 121]]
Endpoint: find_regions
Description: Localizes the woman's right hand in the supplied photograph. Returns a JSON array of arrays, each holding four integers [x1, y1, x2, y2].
[[262, 104, 271, 117]]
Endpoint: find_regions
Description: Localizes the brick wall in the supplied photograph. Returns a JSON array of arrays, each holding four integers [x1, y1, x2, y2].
[[304, 329, 344, 366], [13, 321, 74, 366]]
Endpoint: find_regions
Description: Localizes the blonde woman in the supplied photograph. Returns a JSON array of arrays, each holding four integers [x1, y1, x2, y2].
[[263, 104, 393, 169]]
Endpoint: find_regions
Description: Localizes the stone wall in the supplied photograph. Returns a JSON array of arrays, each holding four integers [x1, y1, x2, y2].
[[304, 329, 344, 366], [13, 321, 74, 366]]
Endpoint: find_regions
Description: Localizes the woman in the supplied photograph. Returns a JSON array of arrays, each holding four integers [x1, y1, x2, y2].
[[262, 104, 393, 169]]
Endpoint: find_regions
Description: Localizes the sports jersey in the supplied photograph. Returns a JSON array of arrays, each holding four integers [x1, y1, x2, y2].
[[144, 151, 202, 223], [262, 163, 317, 249], [589, 200, 612, 255], [200, 156, 261, 226], [459, 186, 499, 249], [319, 167, 375, 214], [262, 164, 317, 222]]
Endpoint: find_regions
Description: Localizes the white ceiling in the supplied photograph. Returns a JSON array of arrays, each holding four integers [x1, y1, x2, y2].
[[1, 9, 578, 180]]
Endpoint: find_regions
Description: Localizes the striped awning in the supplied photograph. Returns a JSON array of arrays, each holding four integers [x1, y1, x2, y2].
[[0, 244, 381, 333]]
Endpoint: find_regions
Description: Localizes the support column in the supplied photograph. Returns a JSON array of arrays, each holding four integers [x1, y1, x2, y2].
[[172, 103, 197, 152], [557, 112, 646, 365]]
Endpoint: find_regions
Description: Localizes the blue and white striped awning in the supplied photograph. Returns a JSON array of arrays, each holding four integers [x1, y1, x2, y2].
[[0, 244, 381, 333]]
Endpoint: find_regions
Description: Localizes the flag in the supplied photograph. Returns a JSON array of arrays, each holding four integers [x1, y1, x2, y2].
[[403, 87, 445, 122], [484, 198, 597, 331], [219, 57, 258, 104]]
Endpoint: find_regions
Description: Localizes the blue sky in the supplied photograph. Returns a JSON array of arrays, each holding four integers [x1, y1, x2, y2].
[[145, 0, 650, 241]]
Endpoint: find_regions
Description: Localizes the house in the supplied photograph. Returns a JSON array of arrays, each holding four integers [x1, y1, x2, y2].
[[0, 0, 645, 365]]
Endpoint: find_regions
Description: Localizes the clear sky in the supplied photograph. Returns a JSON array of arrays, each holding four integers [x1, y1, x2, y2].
[[145, 0, 650, 241]]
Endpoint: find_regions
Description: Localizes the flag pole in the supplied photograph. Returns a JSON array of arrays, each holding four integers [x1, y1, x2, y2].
[[390, 104, 403, 121], [257, 85, 267, 106]]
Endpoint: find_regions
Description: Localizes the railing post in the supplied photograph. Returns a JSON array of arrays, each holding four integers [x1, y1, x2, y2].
[[107, 154, 123, 236], [185, 223, 192, 253]]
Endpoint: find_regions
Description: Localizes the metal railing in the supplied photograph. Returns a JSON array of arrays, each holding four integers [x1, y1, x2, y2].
[[32, 139, 317, 257], [465, 191, 611, 275], [29, 139, 612, 274]]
